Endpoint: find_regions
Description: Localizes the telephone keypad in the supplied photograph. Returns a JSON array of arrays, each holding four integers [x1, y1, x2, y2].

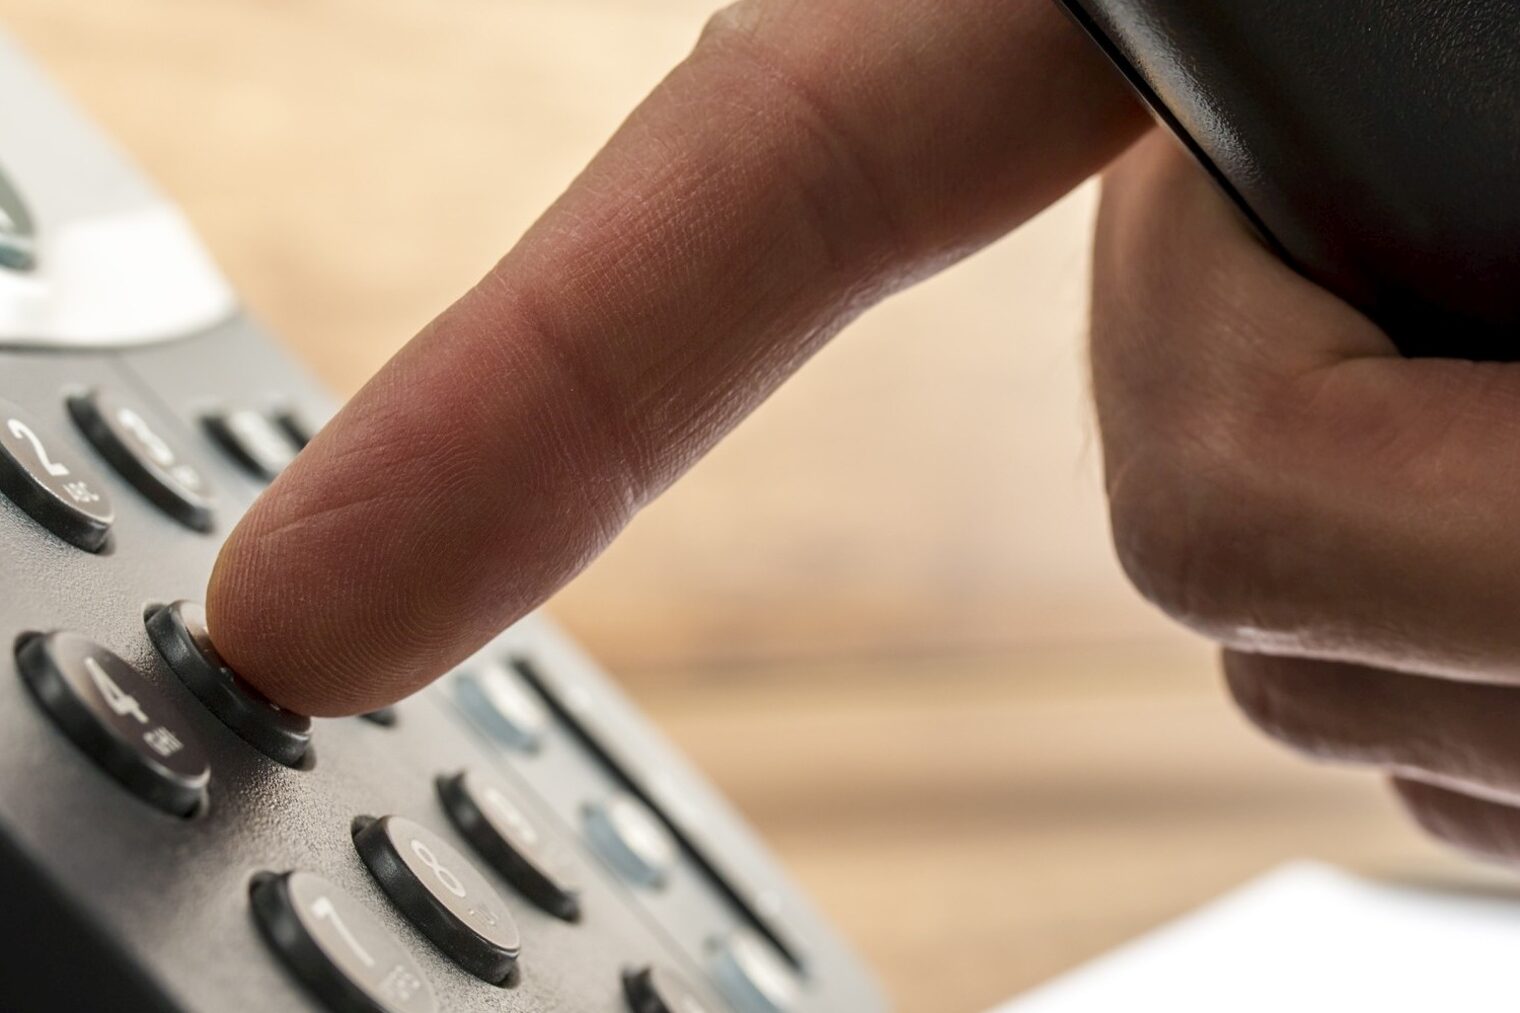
[[69, 388, 216, 532], [0, 37, 885, 1011], [251, 870, 438, 1013], [16, 631, 209, 816], [146, 599, 313, 766], [0, 399, 114, 550], [438, 768, 581, 921], [353, 814, 521, 984]]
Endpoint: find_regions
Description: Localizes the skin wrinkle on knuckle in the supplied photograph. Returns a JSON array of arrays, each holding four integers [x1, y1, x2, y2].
[[693, 4, 916, 276], [470, 281, 655, 537], [1103, 406, 1294, 641], [1095, 148, 1375, 649]]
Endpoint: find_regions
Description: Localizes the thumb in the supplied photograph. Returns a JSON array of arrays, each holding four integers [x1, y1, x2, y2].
[[207, 0, 1145, 715]]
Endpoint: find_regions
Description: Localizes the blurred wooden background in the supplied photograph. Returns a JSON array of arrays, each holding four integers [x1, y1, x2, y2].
[[1, 2, 1487, 1010]]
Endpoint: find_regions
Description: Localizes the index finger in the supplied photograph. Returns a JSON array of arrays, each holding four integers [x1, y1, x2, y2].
[[209, 0, 1146, 715]]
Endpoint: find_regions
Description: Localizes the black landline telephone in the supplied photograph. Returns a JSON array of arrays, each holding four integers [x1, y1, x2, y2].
[[6, 2, 1514, 1010], [0, 30, 884, 1013]]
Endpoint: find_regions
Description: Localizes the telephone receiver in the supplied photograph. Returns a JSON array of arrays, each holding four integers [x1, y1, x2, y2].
[[1058, 0, 1520, 361]]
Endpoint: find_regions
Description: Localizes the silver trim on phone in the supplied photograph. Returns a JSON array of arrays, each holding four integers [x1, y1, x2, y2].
[[0, 30, 236, 349]]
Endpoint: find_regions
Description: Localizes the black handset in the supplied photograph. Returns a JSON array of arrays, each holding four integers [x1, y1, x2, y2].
[[1057, 0, 1520, 361]]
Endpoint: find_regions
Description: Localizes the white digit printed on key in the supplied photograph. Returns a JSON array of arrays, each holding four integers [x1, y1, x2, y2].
[[483, 787, 538, 845], [409, 838, 467, 898], [310, 895, 377, 968], [116, 407, 175, 468], [84, 656, 148, 724], [8, 418, 69, 476]]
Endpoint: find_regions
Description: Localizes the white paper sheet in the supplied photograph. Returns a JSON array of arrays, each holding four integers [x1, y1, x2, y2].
[[995, 862, 1520, 1012]]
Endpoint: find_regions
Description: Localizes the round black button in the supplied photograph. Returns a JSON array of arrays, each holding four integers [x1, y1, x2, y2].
[[17, 632, 208, 816], [146, 601, 312, 766], [353, 815, 521, 983], [437, 769, 580, 921], [203, 408, 298, 480], [251, 870, 437, 1013], [623, 965, 718, 1013], [360, 707, 398, 728], [0, 400, 113, 550], [69, 389, 216, 532]]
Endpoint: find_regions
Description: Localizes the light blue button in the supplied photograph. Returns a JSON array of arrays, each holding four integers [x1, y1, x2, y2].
[[455, 662, 549, 752]]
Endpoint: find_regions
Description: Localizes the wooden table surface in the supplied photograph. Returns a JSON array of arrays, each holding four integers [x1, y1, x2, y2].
[[2, 3, 1495, 1010]]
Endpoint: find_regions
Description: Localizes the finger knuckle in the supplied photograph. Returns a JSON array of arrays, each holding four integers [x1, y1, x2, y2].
[[1105, 418, 1290, 639], [693, 3, 912, 273]]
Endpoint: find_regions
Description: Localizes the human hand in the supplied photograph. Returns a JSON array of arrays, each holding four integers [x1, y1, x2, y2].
[[1092, 131, 1520, 864], [206, 0, 1147, 715]]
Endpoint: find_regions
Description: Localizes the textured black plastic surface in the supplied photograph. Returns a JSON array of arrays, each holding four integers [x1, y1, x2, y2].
[[0, 319, 887, 1012], [1057, 0, 1520, 360]]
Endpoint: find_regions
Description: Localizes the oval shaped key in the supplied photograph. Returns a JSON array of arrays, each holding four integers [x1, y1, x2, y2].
[[17, 631, 208, 816], [353, 815, 521, 983], [146, 600, 312, 766], [251, 870, 437, 1013]]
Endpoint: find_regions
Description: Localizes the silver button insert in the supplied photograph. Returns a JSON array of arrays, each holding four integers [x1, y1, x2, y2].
[[583, 793, 678, 888], [709, 929, 799, 1013], [455, 663, 549, 752]]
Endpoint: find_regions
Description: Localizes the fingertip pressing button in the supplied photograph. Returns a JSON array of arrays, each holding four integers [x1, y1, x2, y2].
[[0, 400, 113, 551], [146, 600, 311, 767], [353, 815, 521, 983], [584, 793, 678, 889], [250, 870, 437, 1013], [17, 631, 208, 816], [69, 389, 216, 532], [203, 408, 298, 480], [438, 769, 580, 921]]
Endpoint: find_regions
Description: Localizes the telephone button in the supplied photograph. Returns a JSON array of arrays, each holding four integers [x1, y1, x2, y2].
[[275, 405, 328, 449], [438, 769, 580, 921], [0, 399, 113, 551], [69, 388, 216, 531], [147, 600, 312, 766], [584, 793, 678, 889], [353, 815, 521, 983], [16, 632, 208, 816], [203, 407, 299, 480], [623, 965, 718, 1013], [251, 870, 437, 1013], [455, 662, 549, 752], [710, 929, 799, 1013]]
